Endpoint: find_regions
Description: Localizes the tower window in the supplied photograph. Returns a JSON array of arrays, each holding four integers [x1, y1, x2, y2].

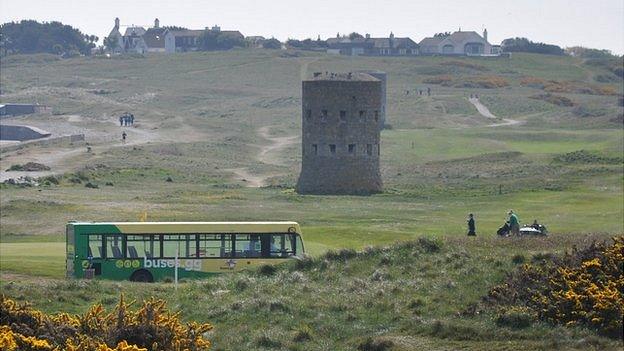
[[359, 110, 365, 122], [339, 110, 347, 122], [312, 144, 318, 155], [366, 144, 372, 156], [377, 143, 380, 156], [374, 111, 379, 123], [306, 109, 312, 120], [348, 144, 355, 153], [329, 144, 336, 154]]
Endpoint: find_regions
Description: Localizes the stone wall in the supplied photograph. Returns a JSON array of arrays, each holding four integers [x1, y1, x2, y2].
[[296, 73, 383, 194]]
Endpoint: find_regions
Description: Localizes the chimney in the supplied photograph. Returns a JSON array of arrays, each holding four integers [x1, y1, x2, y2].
[[389, 32, 394, 39], [365, 33, 370, 39], [154, 18, 160, 28], [212, 25, 221, 32], [114, 17, 120, 29], [483, 28, 488, 42]]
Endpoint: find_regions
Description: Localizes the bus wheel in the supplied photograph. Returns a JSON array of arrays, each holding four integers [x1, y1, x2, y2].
[[130, 269, 153, 283]]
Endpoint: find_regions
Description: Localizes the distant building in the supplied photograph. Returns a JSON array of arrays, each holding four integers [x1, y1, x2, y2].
[[142, 19, 167, 53], [164, 25, 244, 53], [419, 29, 499, 56], [106, 18, 243, 54], [327, 33, 418, 56]]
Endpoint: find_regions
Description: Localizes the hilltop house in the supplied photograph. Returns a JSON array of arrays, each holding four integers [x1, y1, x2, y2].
[[106, 18, 164, 54], [327, 33, 418, 56], [419, 29, 500, 56], [164, 25, 244, 53], [106, 19, 243, 54]]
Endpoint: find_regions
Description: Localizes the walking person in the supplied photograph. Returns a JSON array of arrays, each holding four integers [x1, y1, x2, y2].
[[122, 131, 127, 144], [130, 114, 134, 125], [508, 210, 520, 236], [119, 116, 123, 126], [427, 87, 431, 96], [467, 213, 476, 236]]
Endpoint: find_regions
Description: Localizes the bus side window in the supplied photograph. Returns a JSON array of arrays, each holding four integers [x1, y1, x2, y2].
[[105, 234, 123, 259], [88, 235, 103, 258], [198, 234, 234, 258]]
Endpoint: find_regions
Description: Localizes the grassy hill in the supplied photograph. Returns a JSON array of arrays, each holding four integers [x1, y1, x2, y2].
[[2, 235, 622, 350], [0, 49, 622, 349]]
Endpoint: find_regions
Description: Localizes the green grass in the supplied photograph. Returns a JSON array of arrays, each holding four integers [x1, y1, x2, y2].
[[0, 49, 622, 349], [2, 234, 621, 350]]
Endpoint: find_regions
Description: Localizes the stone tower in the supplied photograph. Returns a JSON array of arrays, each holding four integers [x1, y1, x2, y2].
[[357, 70, 387, 127], [296, 72, 383, 195]]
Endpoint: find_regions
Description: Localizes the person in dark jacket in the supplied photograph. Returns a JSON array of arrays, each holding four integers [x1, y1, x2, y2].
[[467, 213, 476, 236]]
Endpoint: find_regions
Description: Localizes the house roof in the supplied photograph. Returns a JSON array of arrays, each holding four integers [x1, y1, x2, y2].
[[124, 26, 146, 37], [167, 29, 243, 38], [419, 37, 444, 46], [142, 28, 167, 48], [446, 31, 488, 44], [168, 29, 204, 37], [327, 36, 417, 49]]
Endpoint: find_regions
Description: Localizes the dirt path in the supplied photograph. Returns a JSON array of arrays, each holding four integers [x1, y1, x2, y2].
[[467, 97, 523, 127], [226, 126, 298, 187], [0, 118, 160, 182]]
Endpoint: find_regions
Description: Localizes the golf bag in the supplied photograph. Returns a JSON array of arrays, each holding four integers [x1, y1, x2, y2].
[[497, 222, 510, 236]]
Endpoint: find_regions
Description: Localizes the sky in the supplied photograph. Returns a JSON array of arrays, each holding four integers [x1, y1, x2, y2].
[[1, 0, 623, 54]]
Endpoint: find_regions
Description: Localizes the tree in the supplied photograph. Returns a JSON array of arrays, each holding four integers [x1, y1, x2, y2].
[[198, 30, 245, 51], [262, 38, 282, 49], [0, 20, 96, 55], [501, 37, 564, 55], [348, 32, 363, 40]]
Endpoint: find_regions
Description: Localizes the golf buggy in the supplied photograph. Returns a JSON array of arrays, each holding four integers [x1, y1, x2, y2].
[[497, 221, 548, 236]]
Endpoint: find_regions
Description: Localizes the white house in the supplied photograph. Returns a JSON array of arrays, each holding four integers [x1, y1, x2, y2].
[[419, 29, 499, 56]]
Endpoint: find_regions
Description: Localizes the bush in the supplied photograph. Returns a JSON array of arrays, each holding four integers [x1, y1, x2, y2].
[[357, 337, 394, 351], [258, 264, 277, 276], [486, 237, 624, 338], [0, 294, 213, 350], [417, 237, 441, 253], [293, 325, 312, 342], [495, 306, 534, 329], [511, 254, 526, 264], [529, 93, 574, 107], [84, 182, 99, 189], [262, 38, 282, 49]]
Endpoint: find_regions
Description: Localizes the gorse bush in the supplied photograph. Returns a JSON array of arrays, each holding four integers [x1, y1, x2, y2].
[[486, 237, 624, 338], [0, 294, 213, 350]]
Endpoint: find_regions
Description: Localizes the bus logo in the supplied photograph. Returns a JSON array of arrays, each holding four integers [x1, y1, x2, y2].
[[143, 258, 202, 271]]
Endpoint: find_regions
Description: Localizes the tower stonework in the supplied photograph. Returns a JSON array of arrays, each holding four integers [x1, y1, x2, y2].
[[296, 72, 383, 195]]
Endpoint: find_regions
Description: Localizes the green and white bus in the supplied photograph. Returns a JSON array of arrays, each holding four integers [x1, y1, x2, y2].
[[66, 221, 305, 282]]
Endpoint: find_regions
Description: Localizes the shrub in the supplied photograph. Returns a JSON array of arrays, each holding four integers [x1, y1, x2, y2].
[[258, 264, 277, 276], [357, 337, 394, 351], [529, 93, 574, 107], [417, 237, 441, 253], [423, 75, 453, 85], [0, 294, 213, 349], [84, 182, 99, 189], [495, 306, 534, 329], [511, 254, 526, 264], [293, 325, 313, 342], [486, 237, 624, 338]]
